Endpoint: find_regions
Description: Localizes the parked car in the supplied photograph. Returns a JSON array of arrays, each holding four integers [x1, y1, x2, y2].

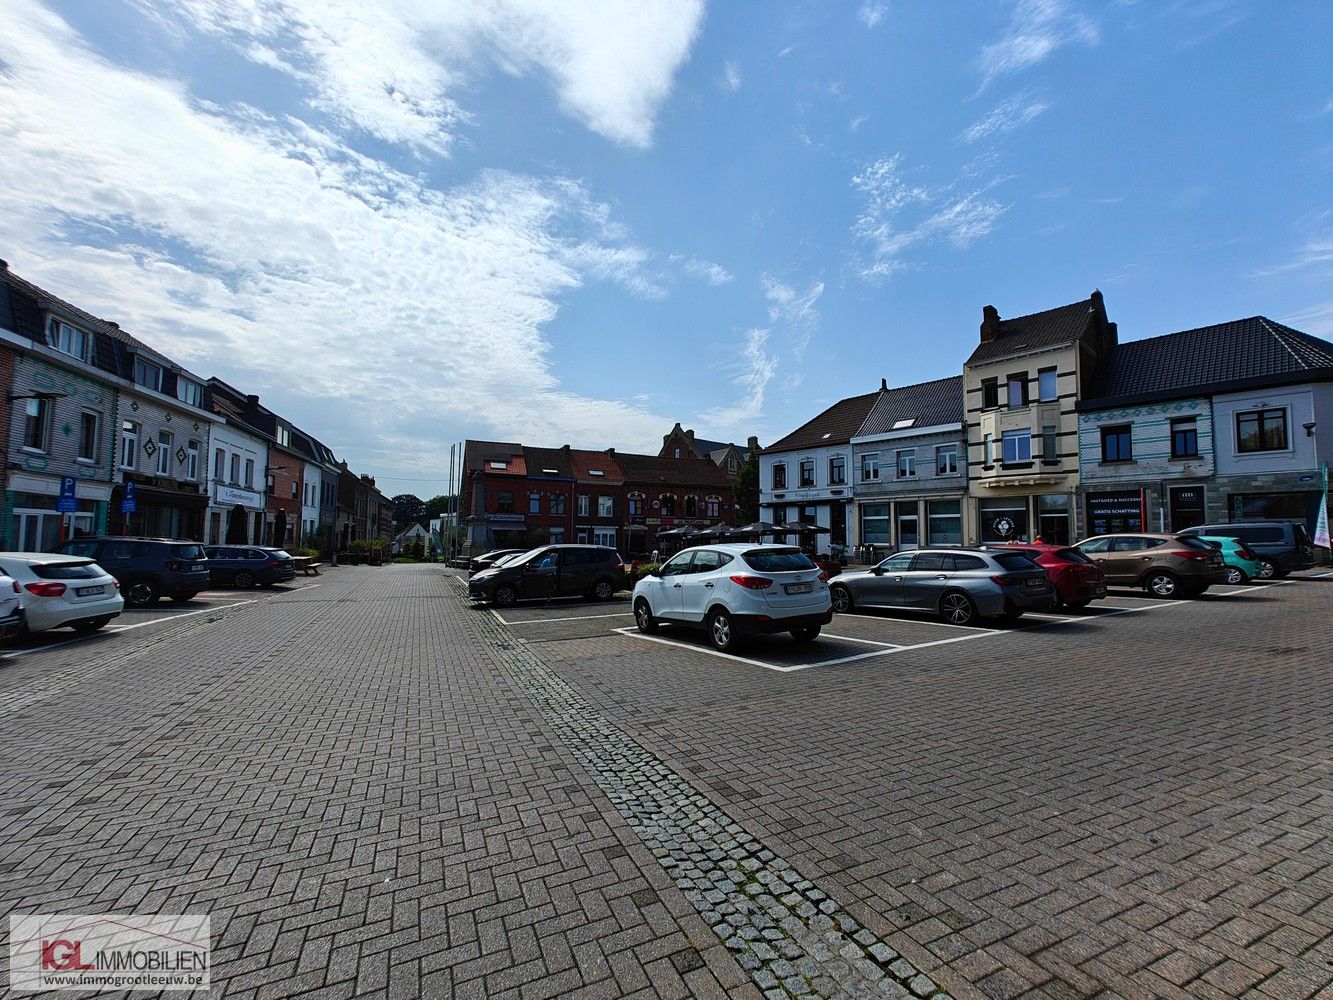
[[632, 544, 832, 652], [1193, 535, 1264, 585], [54, 537, 210, 607], [1073, 533, 1227, 597], [469, 548, 528, 575], [203, 546, 297, 588], [0, 553, 124, 633], [1178, 521, 1315, 579], [985, 542, 1107, 609], [0, 569, 23, 641], [830, 548, 1056, 625], [468, 545, 627, 606]]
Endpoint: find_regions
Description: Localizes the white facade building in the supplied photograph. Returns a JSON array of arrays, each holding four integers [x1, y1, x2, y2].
[[206, 421, 269, 545]]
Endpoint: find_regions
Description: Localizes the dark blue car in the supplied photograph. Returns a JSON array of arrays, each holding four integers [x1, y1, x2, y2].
[[203, 546, 297, 588]]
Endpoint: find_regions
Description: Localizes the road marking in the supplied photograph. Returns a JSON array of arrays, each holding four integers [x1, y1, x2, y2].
[[819, 633, 903, 648], [838, 609, 991, 631], [503, 611, 633, 626], [612, 627, 800, 671]]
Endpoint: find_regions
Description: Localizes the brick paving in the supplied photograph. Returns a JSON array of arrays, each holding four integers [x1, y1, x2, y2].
[[1, 566, 1330, 999]]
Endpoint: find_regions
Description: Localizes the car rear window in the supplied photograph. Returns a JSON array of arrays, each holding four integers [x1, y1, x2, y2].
[[1176, 537, 1213, 551], [174, 544, 206, 560], [743, 549, 816, 572], [948, 554, 987, 570], [32, 561, 104, 580], [992, 553, 1038, 572], [1054, 549, 1095, 565], [1233, 525, 1284, 543], [270, 550, 293, 560]]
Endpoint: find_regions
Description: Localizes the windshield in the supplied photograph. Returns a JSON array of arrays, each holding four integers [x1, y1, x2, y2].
[[174, 544, 206, 560], [743, 549, 816, 572], [492, 553, 522, 567]]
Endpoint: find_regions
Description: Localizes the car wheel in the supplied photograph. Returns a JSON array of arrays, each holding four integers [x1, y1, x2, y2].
[[1145, 571, 1180, 598], [124, 581, 159, 608], [73, 618, 109, 633], [830, 585, 853, 614], [708, 608, 739, 653], [790, 625, 820, 643], [493, 585, 517, 608], [1255, 558, 1277, 580], [939, 591, 976, 626], [1224, 566, 1248, 585], [634, 598, 658, 634], [592, 579, 615, 602], [233, 570, 256, 589]]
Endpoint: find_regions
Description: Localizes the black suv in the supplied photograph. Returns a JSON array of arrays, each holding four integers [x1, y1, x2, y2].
[[55, 537, 211, 607], [468, 545, 627, 606], [1180, 521, 1316, 579], [204, 546, 297, 588]]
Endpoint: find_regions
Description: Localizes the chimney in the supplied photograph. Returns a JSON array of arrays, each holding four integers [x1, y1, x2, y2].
[[685, 429, 694, 444], [245, 393, 260, 410], [880, 377, 887, 391], [0, 259, 8, 271], [606, 447, 616, 457], [747, 435, 759, 452], [562, 444, 571, 455], [980, 304, 1000, 343]]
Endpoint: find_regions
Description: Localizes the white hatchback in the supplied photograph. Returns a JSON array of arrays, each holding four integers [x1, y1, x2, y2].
[[0, 552, 124, 634], [632, 543, 832, 653]]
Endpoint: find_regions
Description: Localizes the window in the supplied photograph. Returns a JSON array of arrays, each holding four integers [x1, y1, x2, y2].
[[49, 319, 91, 361], [157, 430, 172, 475], [799, 460, 815, 487], [1042, 425, 1059, 464], [1170, 417, 1199, 458], [1038, 368, 1058, 402], [134, 358, 162, 391], [119, 420, 139, 469], [276, 425, 290, 447], [896, 449, 916, 478], [983, 433, 993, 467], [597, 496, 613, 518], [660, 495, 675, 516], [912, 552, 946, 572], [628, 497, 642, 515], [529, 492, 541, 514], [660, 552, 694, 576], [214, 448, 225, 482], [244, 458, 255, 488], [705, 498, 720, 517], [771, 505, 786, 525], [291, 480, 298, 499], [592, 528, 616, 547], [497, 491, 515, 513], [176, 378, 202, 408], [1001, 429, 1031, 464], [878, 552, 914, 573], [860, 453, 879, 482], [230, 454, 241, 484], [186, 440, 199, 480], [772, 463, 787, 489], [77, 410, 99, 462], [267, 474, 276, 496], [22, 397, 50, 452], [577, 495, 589, 517], [927, 499, 962, 545], [1007, 373, 1029, 408], [828, 455, 846, 485], [861, 503, 890, 544], [981, 379, 999, 410], [673, 447, 681, 458], [1100, 425, 1133, 462], [1236, 408, 1287, 453], [685, 496, 697, 516], [691, 551, 732, 573], [935, 444, 958, 476]]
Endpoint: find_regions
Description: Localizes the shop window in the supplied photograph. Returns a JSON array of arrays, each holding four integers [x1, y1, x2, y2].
[[799, 460, 815, 487], [1006, 373, 1029, 408], [860, 453, 879, 482], [771, 506, 786, 525], [1100, 425, 1132, 462], [1038, 368, 1058, 402], [1171, 417, 1199, 458], [927, 499, 961, 545], [593, 528, 616, 547], [1036, 493, 1070, 545], [772, 463, 787, 489], [861, 503, 890, 545], [981, 379, 999, 410], [935, 445, 958, 476], [1001, 430, 1031, 464], [1236, 408, 1287, 453], [979, 498, 1029, 543], [828, 455, 846, 485]]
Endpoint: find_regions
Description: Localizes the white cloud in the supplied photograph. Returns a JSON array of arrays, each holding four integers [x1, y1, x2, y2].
[[859, 2, 889, 28], [671, 254, 734, 286], [851, 154, 1008, 281], [763, 276, 824, 330], [978, 0, 1097, 90], [0, 0, 683, 482], [701, 328, 778, 432], [133, 0, 705, 150], [960, 92, 1051, 143], [1281, 301, 1333, 336], [723, 60, 742, 92], [849, 114, 869, 132]]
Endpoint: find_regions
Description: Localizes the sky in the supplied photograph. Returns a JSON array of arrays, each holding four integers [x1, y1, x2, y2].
[[0, 0, 1329, 498]]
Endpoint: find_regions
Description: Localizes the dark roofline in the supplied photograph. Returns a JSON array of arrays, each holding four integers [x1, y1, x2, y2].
[[1077, 368, 1333, 412]]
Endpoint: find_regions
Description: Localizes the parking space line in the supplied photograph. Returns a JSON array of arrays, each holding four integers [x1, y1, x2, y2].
[[504, 611, 633, 626], [820, 633, 903, 648], [612, 627, 803, 672], [843, 609, 992, 631], [111, 600, 256, 632]]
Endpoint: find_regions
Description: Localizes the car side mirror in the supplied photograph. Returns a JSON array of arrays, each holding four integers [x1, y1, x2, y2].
[[870, 565, 883, 576], [648, 568, 662, 578]]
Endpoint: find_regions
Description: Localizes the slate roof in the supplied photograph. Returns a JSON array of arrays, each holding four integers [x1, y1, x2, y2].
[[523, 445, 574, 480], [965, 294, 1107, 366], [689, 436, 729, 457], [762, 389, 881, 454], [1081, 316, 1333, 407], [612, 452, 730, 489], [856, 375, 965, 437]]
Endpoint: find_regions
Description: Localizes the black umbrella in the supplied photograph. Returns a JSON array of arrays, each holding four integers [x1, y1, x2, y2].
[[225, 504, 248, 544], [696, 523, 734, 539], [733, 521, 780, 537], [781, 520, 830, 535]]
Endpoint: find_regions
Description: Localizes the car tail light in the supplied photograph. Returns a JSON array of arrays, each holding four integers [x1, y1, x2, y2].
[[113, 579, 121, 589], [165, 560, 182, 571], [267, 559, 283, 568], [1237, 548, 1256, 560], [612, 553, 624, 568], [25, 582, 67, 597], [990, 574, 1020, 585], [817, 570, 828, 582], [730, 574, 774, 590], [10, 580, 18, 594]]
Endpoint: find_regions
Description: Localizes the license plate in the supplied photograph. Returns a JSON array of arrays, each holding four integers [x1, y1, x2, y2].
[[1024, 579, 1045, 590], [76, 586, 105, 596], [784, 582, 813, 595]]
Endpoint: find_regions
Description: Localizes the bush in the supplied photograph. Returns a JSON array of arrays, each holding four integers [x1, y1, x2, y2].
[[630, 562, 661, 582]]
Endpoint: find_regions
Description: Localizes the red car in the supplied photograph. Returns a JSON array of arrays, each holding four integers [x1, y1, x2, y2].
[[987, 542, 1107, 608]]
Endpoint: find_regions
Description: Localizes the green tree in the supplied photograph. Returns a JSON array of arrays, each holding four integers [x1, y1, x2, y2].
[[735, 450, 760, 523], [392, 493, 425, 525], [423, 494, 456, 518]]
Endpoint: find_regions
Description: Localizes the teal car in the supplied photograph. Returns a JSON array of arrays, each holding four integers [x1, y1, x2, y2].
[[1197, 534, 1263, 584]]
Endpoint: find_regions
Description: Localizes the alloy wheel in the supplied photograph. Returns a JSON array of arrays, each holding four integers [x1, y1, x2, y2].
[[1256, 559, 1277, 580], [1225, 567, 1246, 585], [494, 586, 517, 607], [830, 586, 851, 613], [594, 580, 614, 601], [710, 612, 733, 650], [125, 582, 157, 607], [941, 592, 974, 625], [1147, 572, 1178, 598]]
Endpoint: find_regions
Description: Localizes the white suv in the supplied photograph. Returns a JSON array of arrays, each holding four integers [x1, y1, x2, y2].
[[632, 544, 832, 653]]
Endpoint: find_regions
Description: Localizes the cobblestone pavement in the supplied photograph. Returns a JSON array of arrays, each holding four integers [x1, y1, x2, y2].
[[1, 565, 1330, 999]]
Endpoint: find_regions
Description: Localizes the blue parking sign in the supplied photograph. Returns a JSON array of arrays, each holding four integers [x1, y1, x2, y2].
[[121, 480, 137, 513], [56, 476, 78, 513]]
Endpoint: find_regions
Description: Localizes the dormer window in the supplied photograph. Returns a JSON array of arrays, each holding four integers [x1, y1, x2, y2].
[[488, 461, 507, 470], [891, 418, 916, 430], [176, 377, 202, 408], [48, 319, 91, 361], [588, 469, 605, 477], [134, 358, 162, 391]]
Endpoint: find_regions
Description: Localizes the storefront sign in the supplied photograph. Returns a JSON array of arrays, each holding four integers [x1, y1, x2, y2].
[[214, 484, 264, 508], [1085, 488, 1144, 535], [56, 477, 78, 513], [121, 480, 137, 514]]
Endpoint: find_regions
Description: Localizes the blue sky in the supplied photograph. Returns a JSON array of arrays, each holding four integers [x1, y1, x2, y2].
[[0, 1, 1328, 497]]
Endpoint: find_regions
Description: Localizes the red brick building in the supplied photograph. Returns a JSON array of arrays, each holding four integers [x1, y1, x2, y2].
[[614, 452, 732, 555]]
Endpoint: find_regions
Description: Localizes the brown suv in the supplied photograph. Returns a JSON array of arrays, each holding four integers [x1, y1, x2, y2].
[[1073, 533, 1227, 598]]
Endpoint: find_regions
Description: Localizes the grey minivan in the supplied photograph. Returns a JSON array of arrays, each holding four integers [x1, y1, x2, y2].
[[1179, 521, 1315, 579], [830, 548, 1056, 625], [467, 544, 627, 606]]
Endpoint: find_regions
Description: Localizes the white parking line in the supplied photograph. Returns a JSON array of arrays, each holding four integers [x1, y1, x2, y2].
[[841, 609, 992, 631], [502, 611, 633, 626], [612, 627, 803, 671], [820, 633, 903, 648]]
